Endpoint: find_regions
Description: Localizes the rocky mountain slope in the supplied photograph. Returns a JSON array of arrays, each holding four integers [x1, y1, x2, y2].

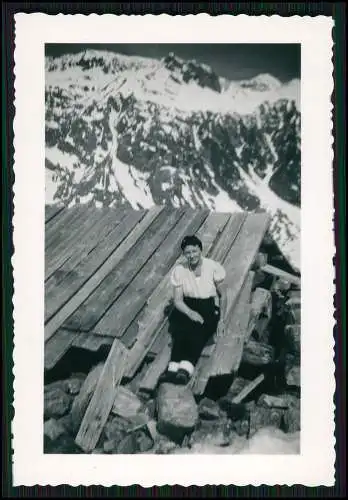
[[45, 50, 301, 270]]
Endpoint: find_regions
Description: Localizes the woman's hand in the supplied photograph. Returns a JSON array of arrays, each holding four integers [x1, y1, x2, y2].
[[190, 311, 204, 324]]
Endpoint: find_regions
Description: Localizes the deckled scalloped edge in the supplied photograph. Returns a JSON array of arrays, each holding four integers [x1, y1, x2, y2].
[[11, 12, 336, 488]]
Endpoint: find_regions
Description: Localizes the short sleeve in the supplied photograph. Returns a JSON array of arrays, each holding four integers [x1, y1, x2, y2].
[[170, 265, 184, 288], [213, 261, 226, 283]]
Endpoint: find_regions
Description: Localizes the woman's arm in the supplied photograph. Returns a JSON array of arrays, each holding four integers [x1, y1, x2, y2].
[[216, 280, 228, 321], [173, 286, 204, 324]]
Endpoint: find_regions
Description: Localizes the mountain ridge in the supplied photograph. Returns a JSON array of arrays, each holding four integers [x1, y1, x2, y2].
[[45, 49, 301, 270]]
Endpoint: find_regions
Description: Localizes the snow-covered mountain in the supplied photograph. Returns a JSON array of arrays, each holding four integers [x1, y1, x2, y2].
[[45, 50, 301, 270]]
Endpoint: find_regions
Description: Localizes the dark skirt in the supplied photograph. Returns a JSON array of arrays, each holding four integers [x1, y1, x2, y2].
[[169, 296, 220, 366]]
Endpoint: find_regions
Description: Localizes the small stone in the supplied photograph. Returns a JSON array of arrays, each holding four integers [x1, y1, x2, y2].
[[64, 377, 83, 395], [153, 435, 178, 455], [283, 406, 301, 433], [44, 387, 72, 420], [257, 394, 290, 409], [103, 439, 119, 454], [198, 398, 221, 420], [143, 399, 156, 419], [57, 413, 74, 434], [44, 418, 66, 442], [286, 366, 300, 387], [92, 448, 105, 454], [156, 383, 199, 443], [104, 416, 129, 441]]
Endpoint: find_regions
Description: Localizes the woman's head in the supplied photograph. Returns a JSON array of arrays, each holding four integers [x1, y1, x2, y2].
[[181, 235, 203, 267]]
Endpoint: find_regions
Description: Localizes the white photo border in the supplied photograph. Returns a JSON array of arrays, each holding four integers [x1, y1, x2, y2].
[[12, 13, 335, 487]]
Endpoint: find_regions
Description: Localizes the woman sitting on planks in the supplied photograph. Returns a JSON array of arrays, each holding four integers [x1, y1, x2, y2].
[[159, 234, 227, 386]]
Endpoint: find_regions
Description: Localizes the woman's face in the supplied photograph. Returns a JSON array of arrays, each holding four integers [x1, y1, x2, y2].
[[183, 244, 202, 267]]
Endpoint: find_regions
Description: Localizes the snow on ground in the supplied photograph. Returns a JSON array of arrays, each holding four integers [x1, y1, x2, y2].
[[173, 427, 300, 455], [112, 158, 155, 209], [238, 165, 300, 270]]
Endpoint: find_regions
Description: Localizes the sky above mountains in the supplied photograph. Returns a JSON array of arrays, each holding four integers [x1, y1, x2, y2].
[[45, 43, 300, 83]]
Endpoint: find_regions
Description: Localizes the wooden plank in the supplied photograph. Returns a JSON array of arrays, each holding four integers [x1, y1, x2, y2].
[[72, 332, 114, 351], [45, 204, 89, 251], [75, 338, 128, 452], [45, 206, 109, 280], [44, 328, 80, 370], [93, 208, 210, 337], [211, 212, 248, 262], [191, 213, 271, 395], [232, 373, 265, 404], [44, 205, 130, 296], [63, 207, 183, 334], [138, 339, 172, 394], [219, 213, 271, 327], [209, 271, 255, 376], [122, 211, 232, 378], [44, 207, 163, 342], [44, 209, 146, 323], [45, 205, 65, 224], [261, 264, 301, 287]]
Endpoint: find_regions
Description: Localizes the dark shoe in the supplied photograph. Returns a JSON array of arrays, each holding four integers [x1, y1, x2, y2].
[[158, 370, 178, 385], [176, 369, 191, 386]]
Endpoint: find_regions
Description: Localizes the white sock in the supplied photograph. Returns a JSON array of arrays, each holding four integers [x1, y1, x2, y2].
[[168, 362, 179, 372], [179, 360, 195, 376]]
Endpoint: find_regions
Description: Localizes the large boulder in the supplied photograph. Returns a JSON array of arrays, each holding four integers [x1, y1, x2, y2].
[[44, 387, 72, 420], [286, 365, 301, 387], [156, 383, 199, 443]]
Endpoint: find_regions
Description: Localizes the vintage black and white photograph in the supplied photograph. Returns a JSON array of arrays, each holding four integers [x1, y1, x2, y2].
[[43, 41, 302, 456], [12, 14, 335, 487]]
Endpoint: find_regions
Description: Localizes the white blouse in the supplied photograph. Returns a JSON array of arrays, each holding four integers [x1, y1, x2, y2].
[[170, 257, 226, 299]]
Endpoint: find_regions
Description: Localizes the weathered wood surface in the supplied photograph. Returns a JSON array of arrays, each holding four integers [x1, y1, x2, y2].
[[138, 337, 172, 394], [122, 212, 230, 378], [45, 329, 80, 370], [72, 332, 114, 351], [45, 206, 128, 283], [45, 205, 65, 224], [241, 339, 275, 367], [44, 207, 162, 341], [191, 213, 270, 395], [261, 264, 301, 287], [190, 272, 254, 395], [44, 209, 146, 324], [45, 206, 107, 281], [45, 205, 91, 254], [75, 339, 128, 452], [64, 206, 179, 333], [92, 208, 209, 337], [247, 287, 273, 342], [232, 374, 265, 404]]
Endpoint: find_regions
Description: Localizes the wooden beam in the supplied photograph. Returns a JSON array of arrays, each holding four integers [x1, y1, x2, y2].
[[232, 374, 265, 404], [44, 207, 163, 342], [44, 209, 146, 324], [75, 338, 128, 453], [191, 212, 271, 395], [137, 339, 172, 395], [261, 264, 301, 287]]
